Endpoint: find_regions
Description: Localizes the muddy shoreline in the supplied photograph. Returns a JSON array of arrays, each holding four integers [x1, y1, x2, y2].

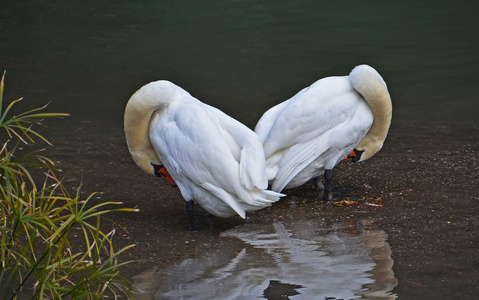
[[48, 122, 479, 299]]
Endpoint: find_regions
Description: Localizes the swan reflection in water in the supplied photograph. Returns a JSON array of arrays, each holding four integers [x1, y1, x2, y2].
[[133, 220, 397, 299]]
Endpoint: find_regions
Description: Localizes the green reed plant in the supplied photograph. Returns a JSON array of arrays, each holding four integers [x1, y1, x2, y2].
[[0, 72, 136, 299]]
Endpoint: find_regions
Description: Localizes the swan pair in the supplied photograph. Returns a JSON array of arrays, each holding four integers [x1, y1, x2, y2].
[[124, 65, 392, 230]]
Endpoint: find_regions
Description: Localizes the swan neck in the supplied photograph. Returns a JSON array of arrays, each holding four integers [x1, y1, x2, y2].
[[124, 80, 188, 174], [350, 65, 392, 161]]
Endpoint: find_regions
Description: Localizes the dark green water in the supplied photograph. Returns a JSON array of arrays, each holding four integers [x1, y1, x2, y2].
[[1, 1, 478, 128], [1, 1, 478, 299]]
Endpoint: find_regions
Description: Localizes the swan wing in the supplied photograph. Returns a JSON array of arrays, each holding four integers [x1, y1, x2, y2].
[[204, 104, 285, 206], [204, 104, 269, 191], [271, 131, 331, 192], [254, 98, 293, 143], [149, 96, 276, 217], [261, 77, 352, 156], [260, 81, 344, 159], [149, 99, 236, 187], [260, 76, 369, 190]]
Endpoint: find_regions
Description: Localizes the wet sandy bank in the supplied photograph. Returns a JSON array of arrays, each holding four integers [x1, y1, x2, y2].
[[50, 122, 479, 299]]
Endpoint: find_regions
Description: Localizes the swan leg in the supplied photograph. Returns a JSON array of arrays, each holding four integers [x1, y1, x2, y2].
[[185, 200, 198, 231], [323, 169, 333, 201], [314, 177, 324, 192]]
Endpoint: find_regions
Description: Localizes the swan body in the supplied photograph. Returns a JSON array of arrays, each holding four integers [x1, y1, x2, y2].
[[254, 65, 392, 199], [124, 80, 283, 228]]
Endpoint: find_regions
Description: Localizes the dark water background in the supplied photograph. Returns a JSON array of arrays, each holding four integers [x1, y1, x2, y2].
[[2, 1, 478, 129], [1, 1, 478, 299]]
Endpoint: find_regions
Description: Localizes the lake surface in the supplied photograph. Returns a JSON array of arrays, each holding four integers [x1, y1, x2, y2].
[[1, 1, 478, 299], [2, 1, 478, 128]]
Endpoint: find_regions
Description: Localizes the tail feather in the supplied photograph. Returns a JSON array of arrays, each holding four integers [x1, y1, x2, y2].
[[202, 183, 284, 219]]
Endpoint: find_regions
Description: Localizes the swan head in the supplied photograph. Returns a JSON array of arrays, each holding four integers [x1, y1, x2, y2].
[[151, 163, 177, 187], [342, 138, 385, 163], [354, 137, 385, 162]]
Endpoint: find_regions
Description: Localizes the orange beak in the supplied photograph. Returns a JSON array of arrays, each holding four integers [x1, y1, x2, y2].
[[341, 150, 357, 162], [157, 166, 177, 187]]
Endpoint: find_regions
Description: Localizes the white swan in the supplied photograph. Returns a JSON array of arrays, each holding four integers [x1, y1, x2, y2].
[[124, 80, 284, 230], [254, 65, 392, 201]]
